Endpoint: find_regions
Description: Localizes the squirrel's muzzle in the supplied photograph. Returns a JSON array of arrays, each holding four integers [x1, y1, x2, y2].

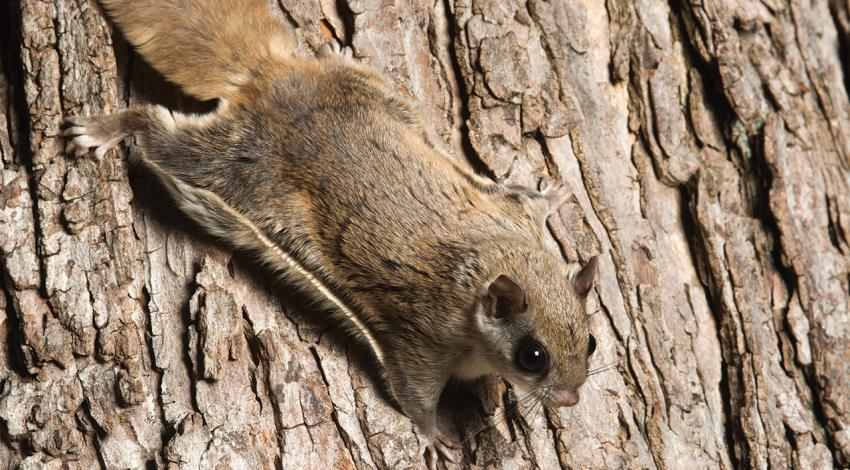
[[549, 388, 580, 407]]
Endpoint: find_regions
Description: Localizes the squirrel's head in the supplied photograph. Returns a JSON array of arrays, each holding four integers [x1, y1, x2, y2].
[[468, 249, 599, 408]]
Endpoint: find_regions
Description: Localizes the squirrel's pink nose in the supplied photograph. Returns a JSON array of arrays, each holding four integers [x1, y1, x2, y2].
[[552, 388, 580, 407]]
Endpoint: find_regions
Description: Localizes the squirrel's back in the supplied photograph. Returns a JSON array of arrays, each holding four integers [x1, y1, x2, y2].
[[101, 0, 294, 101]]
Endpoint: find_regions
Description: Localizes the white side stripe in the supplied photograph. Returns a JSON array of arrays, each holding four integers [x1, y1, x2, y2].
[[248, 223, 387, 368]]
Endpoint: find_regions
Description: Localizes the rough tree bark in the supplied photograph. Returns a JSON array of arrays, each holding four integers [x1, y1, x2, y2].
[[1, 0, 848, 468]]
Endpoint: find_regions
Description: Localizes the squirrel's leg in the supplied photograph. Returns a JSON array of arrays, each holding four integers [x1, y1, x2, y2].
[[63, 105, 180, 159], [62, 106, 254, 246], [383, 355, 460, 469], [415, 411, 461, 470], [63, 105, 232, 192]]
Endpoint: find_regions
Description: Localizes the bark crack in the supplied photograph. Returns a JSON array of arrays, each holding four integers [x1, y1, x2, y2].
[[439, 0, 495, 179], [309, 345, 361, 469], [346, 347, 385, 469]]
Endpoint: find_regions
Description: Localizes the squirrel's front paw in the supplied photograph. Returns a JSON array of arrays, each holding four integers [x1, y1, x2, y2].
[[420, 431, 460, 470], [540, 181, 572, 212], [62, 115, 130, 159], [317, 41, 353, 60]]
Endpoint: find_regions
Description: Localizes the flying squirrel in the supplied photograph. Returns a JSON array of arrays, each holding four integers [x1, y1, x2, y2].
[[64, 0, 600, 466]]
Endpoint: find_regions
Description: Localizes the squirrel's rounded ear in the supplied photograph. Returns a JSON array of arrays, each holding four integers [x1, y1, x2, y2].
[[485, 275, 527, 319], [569, 256, 598, 298]]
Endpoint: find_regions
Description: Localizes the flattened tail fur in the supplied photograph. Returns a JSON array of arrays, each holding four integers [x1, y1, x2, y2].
[[101, 0, 294, 100]]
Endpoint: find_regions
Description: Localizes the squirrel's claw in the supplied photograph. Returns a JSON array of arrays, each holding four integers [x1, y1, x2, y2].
[[62, 115, 129, 159], [541, 182, 572, 213], [422, 432, 460, 469], [317, 41, 353, 60]]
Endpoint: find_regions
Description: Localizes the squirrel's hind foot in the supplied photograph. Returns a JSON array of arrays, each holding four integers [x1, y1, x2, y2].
[[317, 41, 354, 60], [62, 114, 132, 159]]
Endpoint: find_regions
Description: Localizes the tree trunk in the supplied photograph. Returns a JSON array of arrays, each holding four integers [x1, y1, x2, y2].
[[1, 0, 848, 468]]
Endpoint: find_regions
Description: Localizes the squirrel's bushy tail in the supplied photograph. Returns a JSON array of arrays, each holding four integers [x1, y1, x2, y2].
[[102, 0, 294, 101]]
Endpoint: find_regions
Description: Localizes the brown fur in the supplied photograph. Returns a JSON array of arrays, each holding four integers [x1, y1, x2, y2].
[[65, 0, 598, 463], [100, 0, 293, 100]]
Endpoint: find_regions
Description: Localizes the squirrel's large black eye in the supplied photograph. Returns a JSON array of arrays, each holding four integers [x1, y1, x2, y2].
[[587, 335, 597, 357], [515, 339, 548, 374]]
